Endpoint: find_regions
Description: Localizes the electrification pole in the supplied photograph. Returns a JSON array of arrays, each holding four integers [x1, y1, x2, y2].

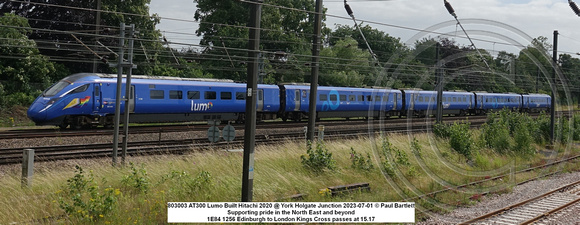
[[112, 23, 126, 166], [307, 0, 323, 142], [551, 30, 558, 145], [436, 43, 443, 124], [111, 23, 136, 166], [242, 0, 262, 202], [92, 0, 101, 73], [121, 24, 136, 165]]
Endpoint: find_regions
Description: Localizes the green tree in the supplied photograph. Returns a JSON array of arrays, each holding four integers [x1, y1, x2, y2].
[[318, 37, 370, 87], [0, 13, 56, 106], [193, 0, 328, 82], [515, 36, 552, 94], [329, 24, 407, 64], [1, 0, 163, 75], [558, 53, 580, 103]]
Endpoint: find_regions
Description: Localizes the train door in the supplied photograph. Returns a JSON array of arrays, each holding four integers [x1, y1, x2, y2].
[[93, 83, 102, 111], [391, 93, 396, 110], [128, 85, 135, 113], [294, 89, 300, 111], [257, 89, 264, 111], [469, 95, 473, 108], [409, 93, 415, 110]]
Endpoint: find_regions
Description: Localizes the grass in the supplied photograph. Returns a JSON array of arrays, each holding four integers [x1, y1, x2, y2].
[[0, 132, 578, 224]]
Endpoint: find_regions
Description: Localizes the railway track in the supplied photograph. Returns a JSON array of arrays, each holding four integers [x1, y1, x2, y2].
[[3, 109, 574, 140], [0, 115, 488, 140], [459, 180, 580, 224], [0, 118, 487, 165]]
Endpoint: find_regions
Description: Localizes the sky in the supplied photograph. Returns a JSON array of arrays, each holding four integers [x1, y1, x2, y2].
[[148, 0, 580, 58]]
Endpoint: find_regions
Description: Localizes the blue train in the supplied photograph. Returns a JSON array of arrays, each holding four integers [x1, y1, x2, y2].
[[27, 73, 551, 128]]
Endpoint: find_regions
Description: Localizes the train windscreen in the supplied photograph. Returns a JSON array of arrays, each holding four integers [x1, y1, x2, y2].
[[43, 81, 70, 97]]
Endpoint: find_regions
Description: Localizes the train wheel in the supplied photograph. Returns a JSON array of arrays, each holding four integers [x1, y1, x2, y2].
[[71, 116, 88, 129], [58, 123, 68, 129]]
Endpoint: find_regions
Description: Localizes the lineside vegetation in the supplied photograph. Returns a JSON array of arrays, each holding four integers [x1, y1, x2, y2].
[[0, 111, 579, 223]]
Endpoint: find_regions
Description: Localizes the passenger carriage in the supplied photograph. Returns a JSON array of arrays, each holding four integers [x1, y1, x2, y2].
[[473, 92, 521, 115], [280, 84, 402, 121], [521, 93, 551, 113], [401, 90, 474, 117]]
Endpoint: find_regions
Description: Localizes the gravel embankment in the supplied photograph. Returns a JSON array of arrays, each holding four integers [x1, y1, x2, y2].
[[419, 172, 580, 224]]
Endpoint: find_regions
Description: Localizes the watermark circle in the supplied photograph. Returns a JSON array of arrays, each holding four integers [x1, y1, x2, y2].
[[367, 18, 574, 219]]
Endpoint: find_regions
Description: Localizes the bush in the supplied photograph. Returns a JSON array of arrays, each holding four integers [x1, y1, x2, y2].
[[56, 166, 119, 222], [513, 122, 534, 156], [121, 163, 150, 194], [573, 114, 580, 141], [448, 121, 473, 159], [534, 113, 551, 144], [480, 120, 511, 153], [433, 123, 451, 138], [411, 137, 422, 157], [556, 117, 572, 144], [382, 162, 396, 177], [350, 147, 374, 171], [301, 141, 336, 172]]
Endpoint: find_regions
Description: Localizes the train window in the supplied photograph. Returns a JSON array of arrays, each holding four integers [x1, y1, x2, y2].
[[375, 95, 381, 101], [383, 95, 389, 102], [319, 94, 328, 101], [169, 90, 182, 99], [205, 91, 217, 100], [453, 97, 457, 102], [258, 90, 263, 101], [419, 96, 423, 102], [295, 90, 300, 101], [187, 91, 200, 99], [358, 95, 364, 101], [221, 92, 232, 100], [236, 92, 245, 100], [339, 95, 346, 101], [463, 97, 466, 102], [70, 84, 89, 94], [43, 81, 69, 97], [367, 95, 372, 101], [302, 90, 307, 98], [95, 86, 100, 96], [349, 95, 356, 102], [150, 90, 164, 99], [330, 95, 338, 102]]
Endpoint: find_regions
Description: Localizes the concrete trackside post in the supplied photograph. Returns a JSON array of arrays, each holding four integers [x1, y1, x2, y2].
[[21, 149, 34, 188]]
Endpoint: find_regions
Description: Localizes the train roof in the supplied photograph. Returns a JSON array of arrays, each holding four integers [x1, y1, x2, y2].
[[282, 84, 400, 92], [402, 90, 472, 95], [522, 93, 551, 97], [474, 92, 521, 96], [64, 73, 278, 88]]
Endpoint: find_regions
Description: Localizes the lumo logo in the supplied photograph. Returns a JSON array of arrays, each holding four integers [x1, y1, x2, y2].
[[191, 101, 213, 111]]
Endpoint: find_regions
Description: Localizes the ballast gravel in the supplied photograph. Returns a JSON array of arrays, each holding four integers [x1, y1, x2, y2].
[[418, 172, 580, 224]]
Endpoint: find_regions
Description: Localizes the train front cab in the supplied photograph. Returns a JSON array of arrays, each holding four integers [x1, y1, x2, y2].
[[27, 73, 104, 129]]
